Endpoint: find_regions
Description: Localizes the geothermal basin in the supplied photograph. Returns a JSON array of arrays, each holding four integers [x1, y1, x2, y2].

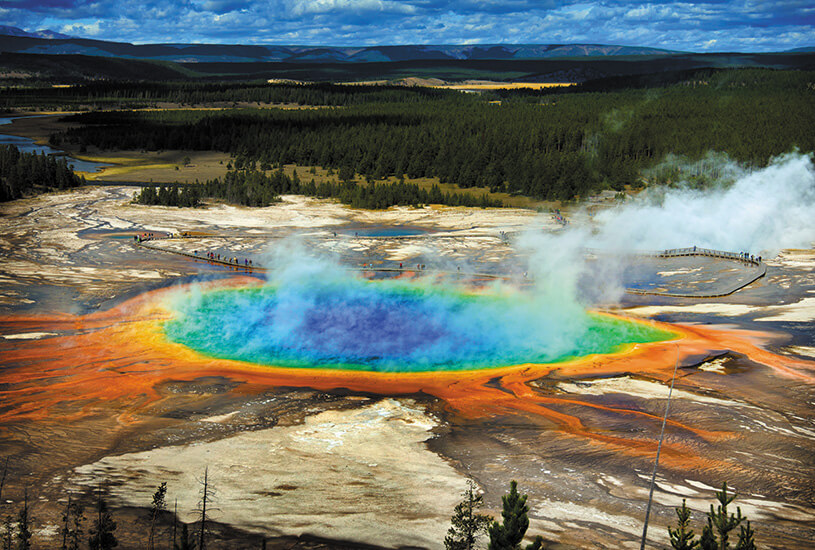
[[0, 182, 814, 549]]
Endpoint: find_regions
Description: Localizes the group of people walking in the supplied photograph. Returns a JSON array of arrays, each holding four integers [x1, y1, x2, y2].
[[739, 251, 761, 264], [134, 231, 255, 269], [134, 232, 168, 243], [197, 251, 253, 267], [677, 246, 762, 265]]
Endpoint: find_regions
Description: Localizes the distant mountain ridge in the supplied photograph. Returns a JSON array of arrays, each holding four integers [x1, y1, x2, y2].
[[0, 32, 681, 63], [0, 25, 71, 40]]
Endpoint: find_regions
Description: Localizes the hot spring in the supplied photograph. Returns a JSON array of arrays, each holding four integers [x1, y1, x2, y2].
[[164, 279, 675, 372]]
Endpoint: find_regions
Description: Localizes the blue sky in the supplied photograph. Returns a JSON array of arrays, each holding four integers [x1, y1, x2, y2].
[[1, 1, 813, 51]]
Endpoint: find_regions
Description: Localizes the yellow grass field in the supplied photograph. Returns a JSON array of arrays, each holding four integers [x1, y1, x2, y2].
[[280, 165, 548, 209], [76, 150, 231, 182], [337, 79, 574, 91], [435, 82, 575, 91]]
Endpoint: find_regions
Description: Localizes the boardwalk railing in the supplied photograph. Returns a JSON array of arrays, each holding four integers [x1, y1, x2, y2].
[[135, 234, 766, 298], [585, 246, 762, 266], [626, 247, 766, 298], [658, 247, 761, 267]]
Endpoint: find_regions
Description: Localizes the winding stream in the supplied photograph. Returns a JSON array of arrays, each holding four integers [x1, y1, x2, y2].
[[0, 115, 111, 173]]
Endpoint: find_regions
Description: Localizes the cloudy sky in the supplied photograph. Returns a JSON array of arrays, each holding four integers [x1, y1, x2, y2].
[[1, 1, 813, 51]]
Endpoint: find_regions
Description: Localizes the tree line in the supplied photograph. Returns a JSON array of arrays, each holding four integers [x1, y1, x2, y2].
[[135, 184, 204, 208], [1, 81, 458, 110], [54, 69, 815, 201], [0, 450, 762, 550], [0, 145, 85, 202], [134, 167, 503, 209], [1, 462, 214, 550], [446, 479, 758, 550]]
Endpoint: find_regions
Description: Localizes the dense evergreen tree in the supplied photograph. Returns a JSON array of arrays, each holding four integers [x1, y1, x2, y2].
[[700, 520, 717, 550], [669, 499, 699, 550], [669, 483, 758, 550], [88, 491, 117, 550], [735, 521, 756, 550], [0, 145, 85, 202], [135, 184, 203, 207], [148, 482, 167, 550], [487, 481, 544, 550], [67, 502, 85, 550], [61, 497, 84, 550], [15, 490, 31, 550], [709, 483, 745, 550], [445, 479, 492, 550]]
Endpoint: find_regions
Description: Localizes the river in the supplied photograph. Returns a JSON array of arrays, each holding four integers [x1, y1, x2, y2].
[[0, 115, 111, 173]]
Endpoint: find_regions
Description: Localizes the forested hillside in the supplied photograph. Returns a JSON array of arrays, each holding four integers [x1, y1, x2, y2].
[[53, 69, 814, 201], [2, 81, 453, 109]]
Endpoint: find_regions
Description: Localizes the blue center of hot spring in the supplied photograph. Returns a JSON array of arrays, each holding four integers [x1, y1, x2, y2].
[[164, 282, 674, 372]]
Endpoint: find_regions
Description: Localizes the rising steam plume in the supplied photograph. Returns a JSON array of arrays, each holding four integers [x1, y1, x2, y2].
[[510, 151, 815, 308], [584, 152, 815, 254], [167, 153, 814, 370]]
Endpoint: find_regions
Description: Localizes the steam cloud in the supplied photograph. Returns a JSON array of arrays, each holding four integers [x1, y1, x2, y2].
[[516, 152, 815, 305], [167, 153, 813, 370], [585, 152, 815, 254]]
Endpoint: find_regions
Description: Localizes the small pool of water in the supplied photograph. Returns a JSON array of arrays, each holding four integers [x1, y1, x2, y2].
[[76, 228, 141, 240], [339, 225, 431, 237]]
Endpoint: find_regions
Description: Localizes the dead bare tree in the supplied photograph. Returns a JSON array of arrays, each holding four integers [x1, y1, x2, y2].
[[195, 467, 216, 550], [171, 498, 178, 550], [0, 457, 8, 504]]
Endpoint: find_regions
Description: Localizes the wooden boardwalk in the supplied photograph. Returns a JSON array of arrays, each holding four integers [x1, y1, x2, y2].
[[135, 236, 765, 298]]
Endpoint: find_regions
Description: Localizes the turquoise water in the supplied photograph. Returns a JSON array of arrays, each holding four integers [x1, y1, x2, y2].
[[164, 281, 674, 372], [341, 226, 429, 237]]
